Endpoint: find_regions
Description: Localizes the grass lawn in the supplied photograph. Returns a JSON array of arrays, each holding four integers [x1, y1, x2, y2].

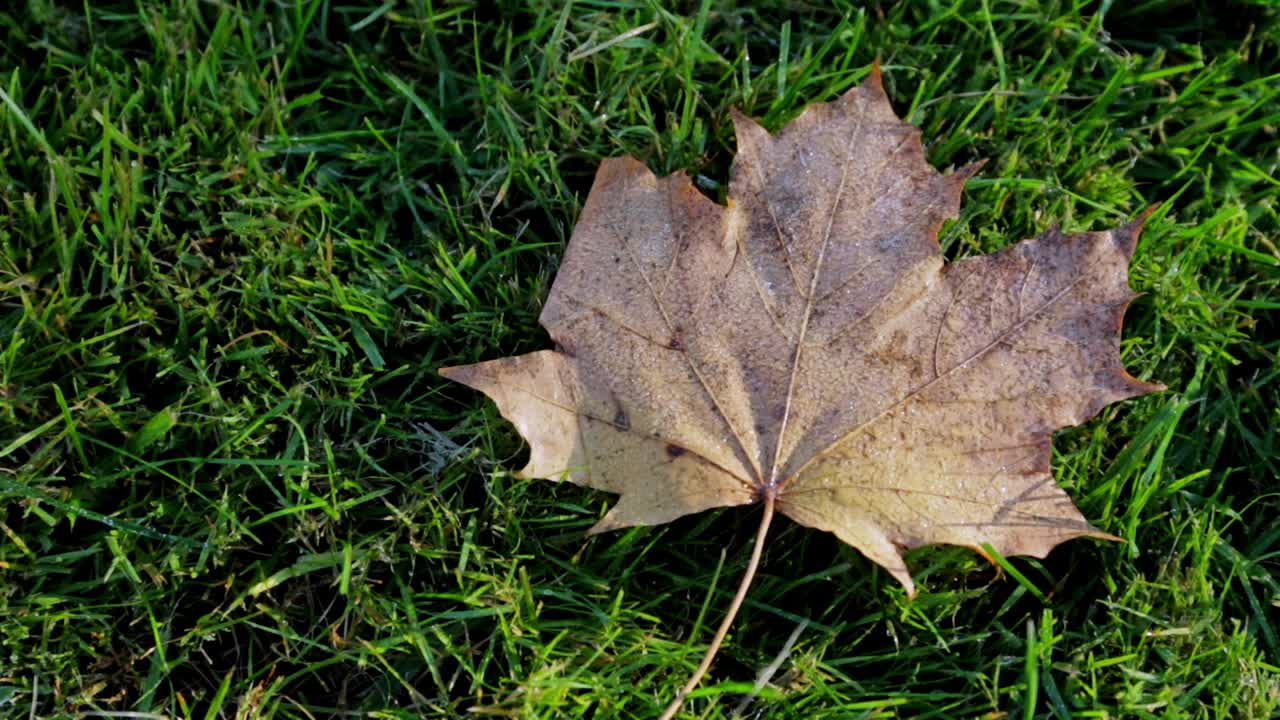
[[1, 1, 1278, 718]]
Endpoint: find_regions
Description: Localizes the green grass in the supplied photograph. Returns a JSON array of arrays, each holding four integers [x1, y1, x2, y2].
[[1, 1, 1277, 718]]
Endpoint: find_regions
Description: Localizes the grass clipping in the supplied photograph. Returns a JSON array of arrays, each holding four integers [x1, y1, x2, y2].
[[441, 63, 1161, 716]]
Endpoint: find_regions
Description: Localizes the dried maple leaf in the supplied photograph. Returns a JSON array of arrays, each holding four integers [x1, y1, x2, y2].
[[441, 65, 1161, 715]]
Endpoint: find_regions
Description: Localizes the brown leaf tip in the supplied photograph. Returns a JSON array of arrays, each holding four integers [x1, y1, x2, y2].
[[956, 158, 987, 180], [437, 364, 467, 383], [1113, 203, 1161, 258], [864, 58, 884, 94]]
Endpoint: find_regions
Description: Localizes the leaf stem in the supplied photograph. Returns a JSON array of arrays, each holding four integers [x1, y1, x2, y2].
[[658, 493, 776, 720]]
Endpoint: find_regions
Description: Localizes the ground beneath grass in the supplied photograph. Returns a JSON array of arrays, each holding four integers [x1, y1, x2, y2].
[[1, 2, 1277, 718]]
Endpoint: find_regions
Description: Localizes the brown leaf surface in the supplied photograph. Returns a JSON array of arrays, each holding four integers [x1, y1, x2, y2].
[[440, 68, 1162, 595]]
